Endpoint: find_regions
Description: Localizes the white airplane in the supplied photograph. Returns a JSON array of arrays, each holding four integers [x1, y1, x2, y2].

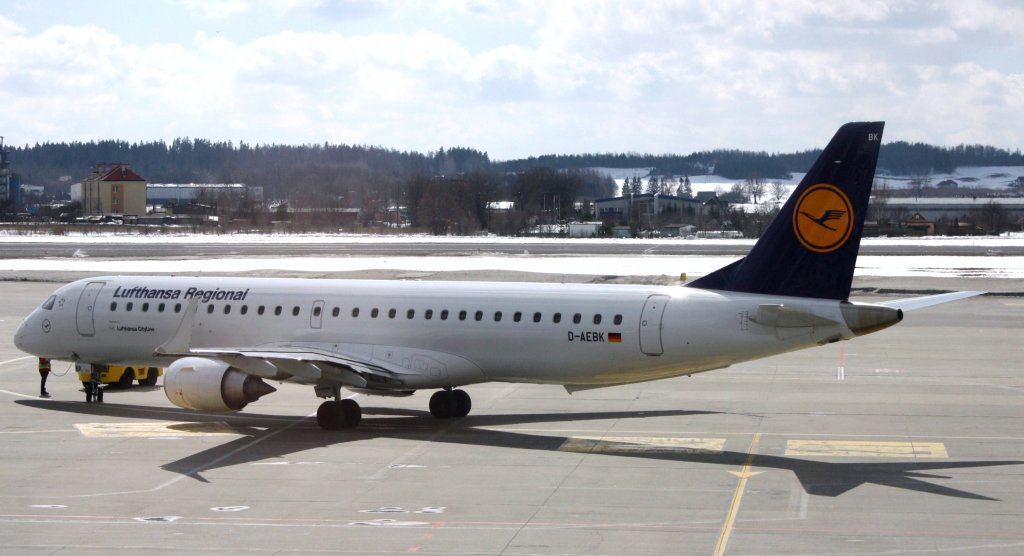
[[14, 122, 981, 430]]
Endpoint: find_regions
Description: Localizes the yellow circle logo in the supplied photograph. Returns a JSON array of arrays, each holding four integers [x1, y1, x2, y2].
[[792, 184, 853, 253]]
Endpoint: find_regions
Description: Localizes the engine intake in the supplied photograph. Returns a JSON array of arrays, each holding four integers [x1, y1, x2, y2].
[[165, 357, 277, 411]]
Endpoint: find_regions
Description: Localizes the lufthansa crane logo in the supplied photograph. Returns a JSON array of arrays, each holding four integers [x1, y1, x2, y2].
[[793, 184, 853, 253]]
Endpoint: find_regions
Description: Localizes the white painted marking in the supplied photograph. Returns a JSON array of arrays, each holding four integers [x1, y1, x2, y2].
[[785, 440, 948, 458], [348, 519, 431, 527], [251, 461, 324, 466], [134, 516, 181, 523], [29, 505, 67, 509], [211, 506, 249, 512], [75, 422, 239, 438], [726, 470, 765, 478], [560, 436, 725, 454], [0, 356, 33, 367]]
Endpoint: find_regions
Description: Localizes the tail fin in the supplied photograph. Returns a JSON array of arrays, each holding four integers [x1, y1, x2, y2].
[[688, 121, 884, 300]]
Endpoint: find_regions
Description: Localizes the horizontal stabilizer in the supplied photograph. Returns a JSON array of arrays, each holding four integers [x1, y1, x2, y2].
[[879, 291, 985, 312]]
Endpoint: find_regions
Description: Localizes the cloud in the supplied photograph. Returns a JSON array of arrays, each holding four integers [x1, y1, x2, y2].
[[1, 1, 1022, 157]]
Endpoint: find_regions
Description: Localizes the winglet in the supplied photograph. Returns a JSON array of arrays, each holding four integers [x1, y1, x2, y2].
[[155, 297, 199, 355], [688, 122, 884, 300]]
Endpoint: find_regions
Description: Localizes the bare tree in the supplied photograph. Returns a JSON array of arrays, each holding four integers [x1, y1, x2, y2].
[[770, 181, 787, 204], [744, 176, 766, 204]]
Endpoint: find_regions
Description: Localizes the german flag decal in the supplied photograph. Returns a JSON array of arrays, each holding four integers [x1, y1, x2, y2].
[[609, 332, 622, 343]]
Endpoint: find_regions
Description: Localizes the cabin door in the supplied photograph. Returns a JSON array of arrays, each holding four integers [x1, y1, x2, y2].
[[76, 281, 106, 337], [639, 294, 669, 356]]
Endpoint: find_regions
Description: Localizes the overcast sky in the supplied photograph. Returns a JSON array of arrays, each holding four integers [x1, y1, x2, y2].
[[1, 0, 1022, 160]]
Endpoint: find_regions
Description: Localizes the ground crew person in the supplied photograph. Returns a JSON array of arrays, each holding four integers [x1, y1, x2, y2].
[[38, 357, 51, 398]]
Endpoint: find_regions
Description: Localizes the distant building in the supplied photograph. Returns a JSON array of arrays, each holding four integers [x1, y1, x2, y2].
[[81, 163, 147, 216], [147, 183, 262, 207], [594, 193, 702, 227], [884, 197, 1024, 221], [568, 221, 601, 238]]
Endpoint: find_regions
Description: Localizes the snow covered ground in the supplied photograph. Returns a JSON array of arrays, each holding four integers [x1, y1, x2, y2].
[[3, 253, 1024, 279], [609, 166, 1024, 199], [2, 230, 1024, 247], [2, 232, 1024, 279]]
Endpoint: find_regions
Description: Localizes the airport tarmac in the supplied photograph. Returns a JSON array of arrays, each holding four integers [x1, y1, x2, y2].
[[1, 276, 1023, 555]]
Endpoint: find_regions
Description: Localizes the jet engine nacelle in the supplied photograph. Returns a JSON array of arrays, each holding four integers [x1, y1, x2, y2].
[[164, 357, 277, 411]]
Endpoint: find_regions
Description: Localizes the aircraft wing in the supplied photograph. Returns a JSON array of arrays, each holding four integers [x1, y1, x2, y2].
[[185, 345, 413, 389], [878, 291, 985, 312], [153, 298, 409, 389]]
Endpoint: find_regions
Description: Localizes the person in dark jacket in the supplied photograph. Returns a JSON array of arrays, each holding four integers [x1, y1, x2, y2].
[[38, 357, 51, 398]]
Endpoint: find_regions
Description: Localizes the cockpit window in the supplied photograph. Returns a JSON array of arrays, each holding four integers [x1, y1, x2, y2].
[[41, 295, 57, 310]]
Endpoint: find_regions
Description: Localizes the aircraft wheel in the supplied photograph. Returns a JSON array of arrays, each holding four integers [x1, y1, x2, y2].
[[429, 390, 455, 419], [317, 399, 362, 430], [84, 382, 93, 403], [317, 400, 343, 430], [340, 398, 362, 428], [452, 389, 471, 418], [140, 368, 159, 387], [117, 367, 135, 389], [96, 387, 104, 403]]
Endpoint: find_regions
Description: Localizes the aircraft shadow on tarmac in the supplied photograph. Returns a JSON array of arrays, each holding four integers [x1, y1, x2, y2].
[[16, 399, 1022, 500]]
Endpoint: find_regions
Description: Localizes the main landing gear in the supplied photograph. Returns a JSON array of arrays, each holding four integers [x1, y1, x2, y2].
[[429, 389, 471, 419], [314, 388, 473, 430], [316, 398, 362, 430]]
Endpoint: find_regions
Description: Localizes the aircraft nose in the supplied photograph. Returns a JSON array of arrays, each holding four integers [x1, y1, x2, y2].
[[13, 316, 30, 352], [14, 312, 44, 356]]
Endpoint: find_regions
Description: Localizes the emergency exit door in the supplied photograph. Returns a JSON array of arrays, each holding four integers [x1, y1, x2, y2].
[[639, 294, 669, 356], [310, 300, 325, 329], [76, 281, 105, 336]]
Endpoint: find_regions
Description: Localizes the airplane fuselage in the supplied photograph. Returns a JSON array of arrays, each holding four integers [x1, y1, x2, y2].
[[15, 275, 857, 391]]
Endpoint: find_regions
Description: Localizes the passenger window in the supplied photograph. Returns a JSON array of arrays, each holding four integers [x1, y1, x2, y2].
[[533, 312, 541, 323], [494, 311, 502, 322], [142, 303, 149, 312], [440, 310, 448, 320], [352, 308, 360, 318], [240, 305, 248, 315], [174, 303, 182, 313], [275, 306, 282, 316], [614, 314, 622, 325], [513, 311, 522, 322], [573, 313, 582, 324], [207, 305, 214, 314], [371, 308, 379, 318], [258, 305, 265, 315], [158, 303, 165, 313], [313, 306, 322, 317], [292, 306, 300, 316], [425, 309, 433, 320], [553, 312, 561, 323], [407, 309, 415, 319], [332, 307, 340, 317], [458, 310, 467, 321], [474, 310, 483, 321], [593, 314, 601, 325], [224, 305, 231, 315], [110, 302, 117, 311], [126, 302, 133, 312], [388, 308, 397, 319]]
